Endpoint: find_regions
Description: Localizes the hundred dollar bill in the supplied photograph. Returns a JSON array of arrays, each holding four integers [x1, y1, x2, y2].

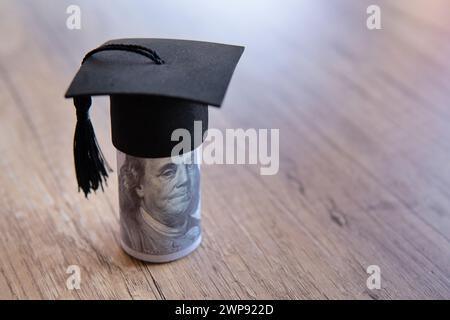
[[117, 148, 201, 263]]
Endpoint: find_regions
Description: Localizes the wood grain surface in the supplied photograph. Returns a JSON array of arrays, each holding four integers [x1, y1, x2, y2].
[[0, 0, 449, 299]]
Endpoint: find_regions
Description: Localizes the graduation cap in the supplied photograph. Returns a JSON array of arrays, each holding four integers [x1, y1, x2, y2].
[[65, 39, 244, 197]]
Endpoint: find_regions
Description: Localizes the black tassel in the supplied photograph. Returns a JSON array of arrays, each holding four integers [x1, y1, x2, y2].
[[73, 96, 112, 197]]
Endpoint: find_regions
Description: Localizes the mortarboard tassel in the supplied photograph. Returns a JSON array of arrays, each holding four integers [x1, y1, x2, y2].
[[73, 95, 111, 197]]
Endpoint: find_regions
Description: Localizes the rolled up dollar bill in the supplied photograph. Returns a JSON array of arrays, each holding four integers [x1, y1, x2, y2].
[[117, 148, 202, 263]]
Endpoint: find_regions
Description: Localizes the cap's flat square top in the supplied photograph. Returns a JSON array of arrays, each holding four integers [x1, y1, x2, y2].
[[65, 38, 244, 107]]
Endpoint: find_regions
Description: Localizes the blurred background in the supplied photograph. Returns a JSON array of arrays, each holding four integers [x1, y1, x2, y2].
[[0, 0, 449, 299]]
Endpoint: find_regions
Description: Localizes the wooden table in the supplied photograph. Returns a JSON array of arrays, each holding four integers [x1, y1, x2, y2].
[[0, 0, 449, 299]]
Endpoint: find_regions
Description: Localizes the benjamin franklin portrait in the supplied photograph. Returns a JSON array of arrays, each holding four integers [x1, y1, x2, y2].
[[118, 151, 201, 256]]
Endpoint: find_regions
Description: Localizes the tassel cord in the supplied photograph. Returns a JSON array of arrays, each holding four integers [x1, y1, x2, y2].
[[73, 96, 111, 197]]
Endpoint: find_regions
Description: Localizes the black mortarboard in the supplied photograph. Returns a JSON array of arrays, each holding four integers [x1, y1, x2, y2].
[[65, 38, 244, 197]]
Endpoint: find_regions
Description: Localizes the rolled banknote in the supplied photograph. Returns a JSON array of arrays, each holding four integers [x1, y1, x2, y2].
[[117, 148, 201, 263]]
